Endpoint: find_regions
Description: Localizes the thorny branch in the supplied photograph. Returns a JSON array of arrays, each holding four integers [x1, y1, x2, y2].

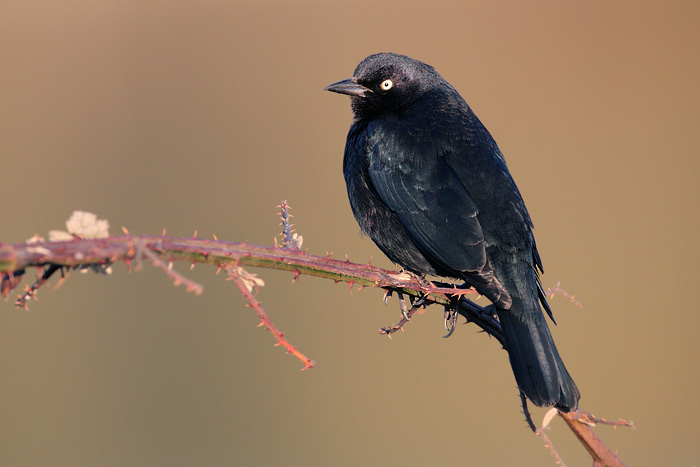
[[226, 264, 315, 370], [557, 410, 633, 467], [0, 207, 633, 466]]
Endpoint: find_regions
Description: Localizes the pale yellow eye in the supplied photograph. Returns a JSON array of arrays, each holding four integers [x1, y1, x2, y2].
[[380, 79, 393, 91]]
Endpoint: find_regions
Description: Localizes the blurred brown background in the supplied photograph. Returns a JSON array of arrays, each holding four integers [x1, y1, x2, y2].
[[2, 1, 699, 465]]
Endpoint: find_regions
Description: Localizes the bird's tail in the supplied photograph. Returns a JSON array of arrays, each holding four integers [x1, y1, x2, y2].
[[495, 299, 580, 412]]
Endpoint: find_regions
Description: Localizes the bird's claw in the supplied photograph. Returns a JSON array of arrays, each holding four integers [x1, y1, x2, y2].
[[412, 293, 428, 308], [443, 308, 459, 338], [398, 293, 410, 321], [383, 290, 392, 305]]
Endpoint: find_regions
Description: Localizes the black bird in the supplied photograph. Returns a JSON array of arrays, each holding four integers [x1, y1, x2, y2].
[[325, 53, 580, 412]]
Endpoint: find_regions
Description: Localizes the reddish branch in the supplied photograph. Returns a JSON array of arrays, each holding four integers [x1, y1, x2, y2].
[[226, 265, 315, 369], [0, 234, 469, 302], [0, 210, 634, 466], [0, 232, 470, 371], [557, 410, 633, 466]]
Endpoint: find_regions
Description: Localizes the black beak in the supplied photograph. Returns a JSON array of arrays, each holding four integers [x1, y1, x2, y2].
[[324, 78, 372, 97]]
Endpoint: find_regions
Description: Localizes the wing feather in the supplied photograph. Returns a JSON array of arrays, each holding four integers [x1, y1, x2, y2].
[[367, 144, 487, 275]]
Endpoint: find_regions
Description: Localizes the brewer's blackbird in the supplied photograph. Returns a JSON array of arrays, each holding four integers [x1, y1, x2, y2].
[[325, 53, 580, 411]]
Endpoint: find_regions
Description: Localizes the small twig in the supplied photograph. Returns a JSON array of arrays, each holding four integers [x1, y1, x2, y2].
[[558, 410, 631, 467], [545, 281, 582, 308], [278, 200, 302, 251], [140, 242, 204, 295], [226, 264, 315, 370], [521, 391, 537, 432], [537, 428, 566, 466], [14, 264, 63, 309], [575, 412, 636, 430], [536, 408, 566, 465]]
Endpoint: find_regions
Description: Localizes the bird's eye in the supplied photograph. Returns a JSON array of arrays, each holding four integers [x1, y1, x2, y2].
[[380, 79, 394, 91]]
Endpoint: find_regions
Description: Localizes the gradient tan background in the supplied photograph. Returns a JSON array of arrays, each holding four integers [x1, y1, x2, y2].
[[2, 1, 699, 465]]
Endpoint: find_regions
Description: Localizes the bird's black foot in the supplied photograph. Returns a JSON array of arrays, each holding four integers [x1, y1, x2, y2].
[[442, 308, 460, 338], [397, 292, 411, 321], [379, 291, 430, 335]]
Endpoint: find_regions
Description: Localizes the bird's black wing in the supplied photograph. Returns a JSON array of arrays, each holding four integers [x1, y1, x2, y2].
[[365, 123, 488, 277]]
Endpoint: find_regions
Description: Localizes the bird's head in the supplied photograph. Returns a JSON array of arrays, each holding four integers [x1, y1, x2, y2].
[[325, 53, 442, 120]]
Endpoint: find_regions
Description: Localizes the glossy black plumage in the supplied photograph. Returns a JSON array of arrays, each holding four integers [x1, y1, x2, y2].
[[326, 53, 580, 411]]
